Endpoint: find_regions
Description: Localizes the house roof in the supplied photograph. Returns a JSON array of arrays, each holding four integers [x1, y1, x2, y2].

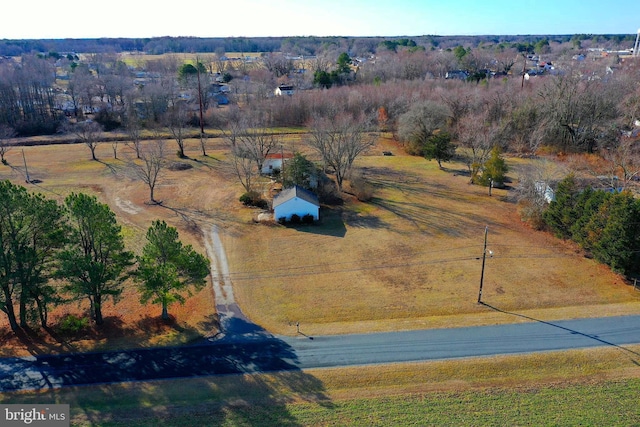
[[265, 153, 294, 159], [273, 185, 320, 208]]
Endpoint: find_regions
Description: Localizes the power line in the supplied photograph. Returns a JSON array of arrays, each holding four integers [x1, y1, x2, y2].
[[226, 251, 574, 282]]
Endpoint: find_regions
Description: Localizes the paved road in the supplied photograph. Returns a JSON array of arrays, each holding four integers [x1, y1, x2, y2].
[[1, 227, 638, 391], [282, 313, 640, 368], [1, 312, 639, 391]]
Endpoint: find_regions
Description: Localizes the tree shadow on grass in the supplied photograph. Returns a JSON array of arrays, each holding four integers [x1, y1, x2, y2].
[[0, 316, 333, 426], [341, 208, 387, 230], [4, 326, 76, 357], [369, 196, 493, 237], [288, 207, 347, 238], [96, 159, 118, 175], [157, 200, 238, 235]]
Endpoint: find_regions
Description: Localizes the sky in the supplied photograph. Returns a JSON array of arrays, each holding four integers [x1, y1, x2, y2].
[[3, 0, 639, 40]]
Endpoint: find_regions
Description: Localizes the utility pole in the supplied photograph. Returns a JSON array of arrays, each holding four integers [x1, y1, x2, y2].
[[477, 226, 488, 303], [196, 57, 206, 156], [521, 53, 527, 89], [22, 149, 30, 184]]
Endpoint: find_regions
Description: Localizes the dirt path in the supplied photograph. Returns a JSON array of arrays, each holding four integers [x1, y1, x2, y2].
[[204, 225, 234, 306], [204, 224, 255, 338]]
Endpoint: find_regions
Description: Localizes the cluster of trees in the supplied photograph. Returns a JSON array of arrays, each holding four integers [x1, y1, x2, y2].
[[1, 34, 636, 57], [0, 181, 208, 333], [222, 104, 375, 207], [543, 175, 640, 276], [312, 52, 355, 88], [1, 31, 639, 172], [0, 55, 62, 136]]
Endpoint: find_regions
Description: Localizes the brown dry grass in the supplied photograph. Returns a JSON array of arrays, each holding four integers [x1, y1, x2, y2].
[[1, 133, 639, 355], [223, 137, 640, 335], [0, 138, 241, 355], [3, 345, 639, 426]]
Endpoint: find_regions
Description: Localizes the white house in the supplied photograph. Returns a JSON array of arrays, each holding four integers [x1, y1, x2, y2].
[[274, 84, 295, 96], [261, 153, 293, 175], [273, 185, 320, 221]]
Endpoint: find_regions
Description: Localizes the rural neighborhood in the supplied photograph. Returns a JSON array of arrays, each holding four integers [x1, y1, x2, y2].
[[0, 21, 639, 426]]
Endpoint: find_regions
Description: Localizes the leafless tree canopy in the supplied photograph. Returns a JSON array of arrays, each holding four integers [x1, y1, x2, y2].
[[63, 120, 103, 161], [307, 112, 376, 191], [0, 124, 15, 162], [222, 110, 281, 193], [132, 140, 166, 204]]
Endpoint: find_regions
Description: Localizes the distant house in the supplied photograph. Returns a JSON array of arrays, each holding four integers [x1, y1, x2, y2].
[[445, 70, 468, 80], [274, 84, 295, 96], [535, 181, 556, 203], [261, 152, 293, 175], [273, 185, 320, 222]]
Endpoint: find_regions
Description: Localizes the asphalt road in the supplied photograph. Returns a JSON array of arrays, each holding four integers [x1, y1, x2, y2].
[[1, 311, 639, 392]]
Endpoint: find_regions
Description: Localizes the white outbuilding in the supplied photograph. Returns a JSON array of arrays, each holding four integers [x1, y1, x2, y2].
[[273, 185, 320, 222]]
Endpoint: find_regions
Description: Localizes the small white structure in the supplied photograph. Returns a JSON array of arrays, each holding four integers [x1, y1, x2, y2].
[[273, 185, 320, 221], [535, 181, 556, 203], [261, 153, 293, 175], [274, 84, 295, 96]]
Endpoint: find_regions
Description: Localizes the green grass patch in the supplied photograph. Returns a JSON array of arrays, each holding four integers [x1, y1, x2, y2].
[[3, 346, 639, 426]]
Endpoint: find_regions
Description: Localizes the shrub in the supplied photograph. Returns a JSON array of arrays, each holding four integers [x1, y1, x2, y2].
[[239, 192, 254, 205], [277, 216, 287, 224], [93, 110, 121, 131], [290, 214, 301, 224], [240, 191, 269, 208], [302, 214, 315, 224], [478, 146, 509, 187], [350, 171, 375, 201], [58, 314, 89, 334]]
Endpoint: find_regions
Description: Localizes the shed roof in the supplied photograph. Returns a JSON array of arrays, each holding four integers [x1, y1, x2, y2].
[[273, 185, 319, 208], [265, 152, 294, 159]]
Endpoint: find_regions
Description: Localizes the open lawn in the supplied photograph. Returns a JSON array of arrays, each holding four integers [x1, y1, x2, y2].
[[0, 133, 639, 353], [1, 132, 640, 425], [2, 345, 639, 426], [0, 137, 241, 355], [223, 137, 640, 336]]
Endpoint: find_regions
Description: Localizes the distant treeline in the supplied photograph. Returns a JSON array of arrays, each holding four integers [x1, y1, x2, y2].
[[0, 33, 636, 56]]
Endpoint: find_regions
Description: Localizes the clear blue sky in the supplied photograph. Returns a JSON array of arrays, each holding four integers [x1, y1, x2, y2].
[[4, 0, 639, 39]]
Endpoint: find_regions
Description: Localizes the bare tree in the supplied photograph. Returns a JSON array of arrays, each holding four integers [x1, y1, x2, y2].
[[164, 102, 190, 158], [0, 125, 15, 164], [237, 120, 280, 173], [64, 120, 103, 160], [456, 112, 498, 184], [229, 144, 258, 193], [537, 73, 619, 153], [396, 100, 450, 155], [213, 48, 227, 74], [514, 159, 567, 229], [501, 96, 545, 155], [221, 111, 277, 193], [69, 63, 99, 116], [493, 47, 518, 74], [124, 103, 143, 159], [309, 52, 334, 74], [262, 52, 294, 78], [601, 136, 640, 190], [132, 140, 166, 204], [307, 113, 375, 191], [222, 111, 280, 172]]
